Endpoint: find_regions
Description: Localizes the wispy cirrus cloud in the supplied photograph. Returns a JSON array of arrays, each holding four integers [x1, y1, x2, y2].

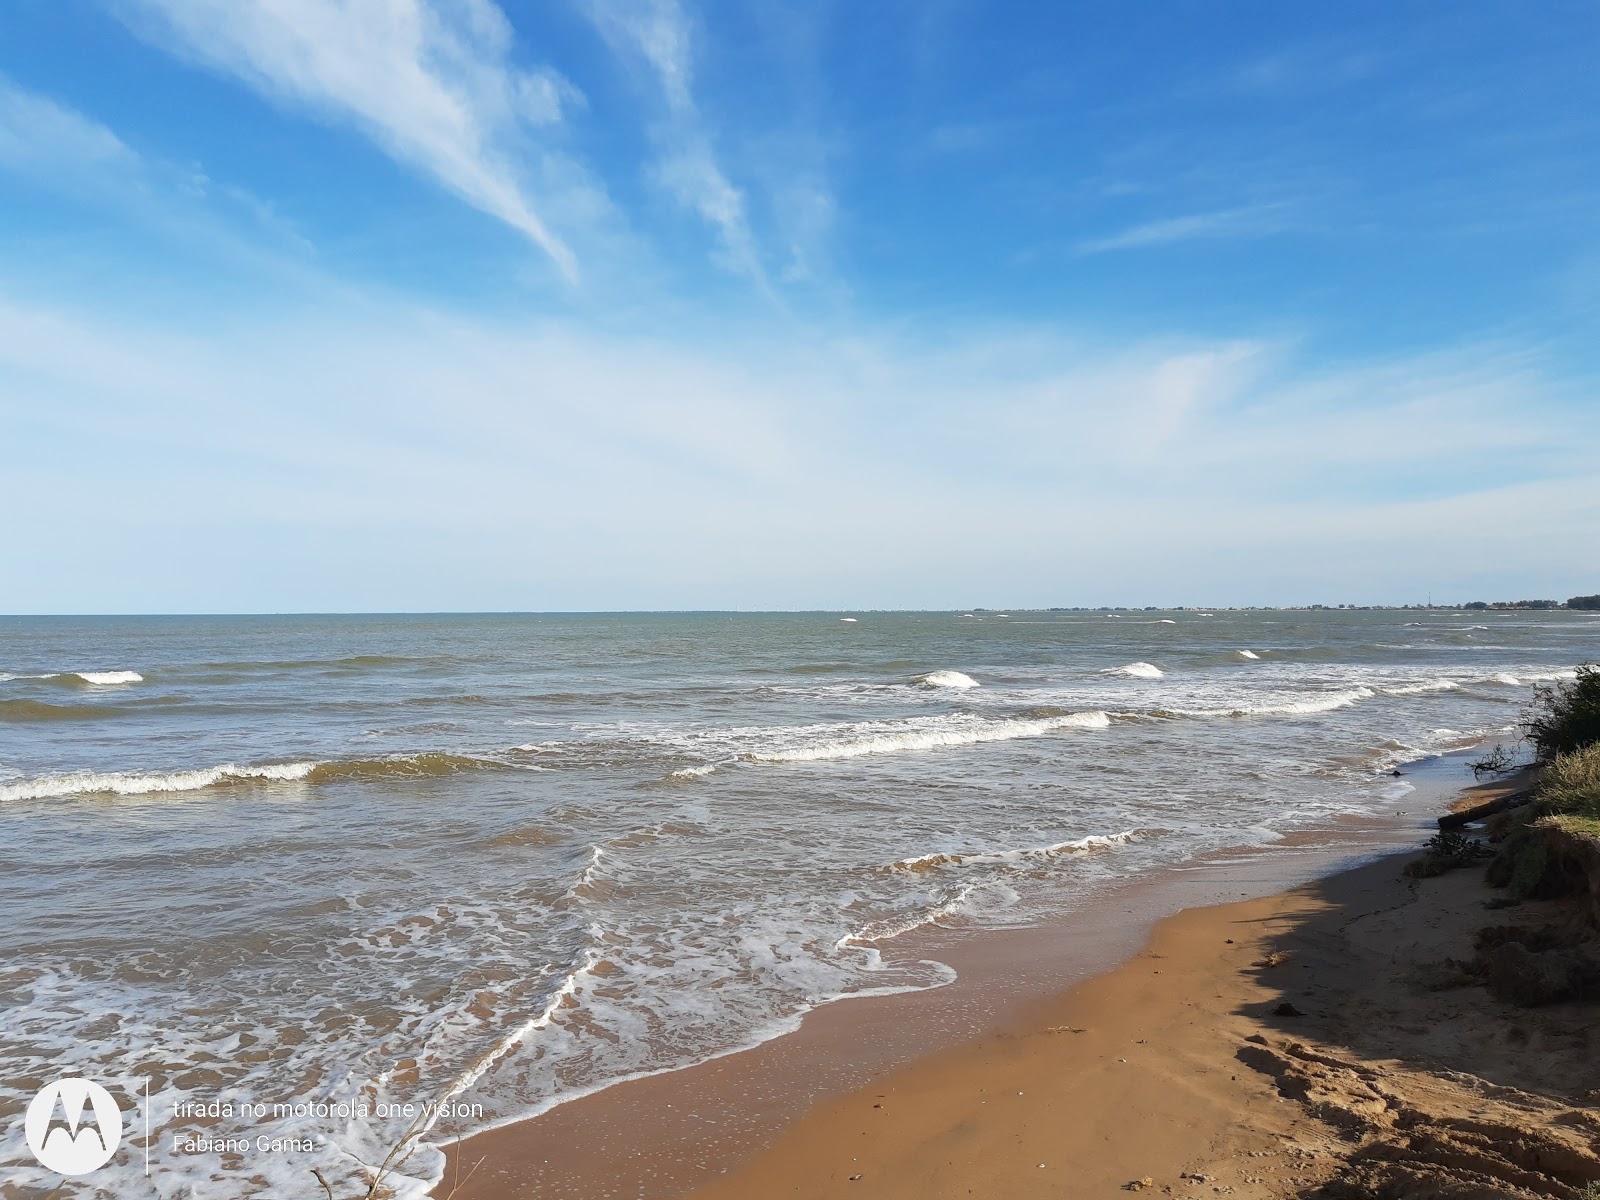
[[121, 0, 584, 280], [582, 0, 766, 285], [0, 74, 140, 183], [1077, 202, 1294, 254]]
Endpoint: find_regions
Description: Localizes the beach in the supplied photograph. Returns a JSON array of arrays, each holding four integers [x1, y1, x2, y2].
[[441, 770, 1600, 1199], [2, 610, 1593, 1197]]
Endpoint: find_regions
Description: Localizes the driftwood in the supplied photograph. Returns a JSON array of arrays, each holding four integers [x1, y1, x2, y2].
[[1437, 789, 1535, 831]]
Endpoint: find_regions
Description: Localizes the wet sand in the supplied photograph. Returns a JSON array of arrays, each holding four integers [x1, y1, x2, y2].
[[438, 766, 1598, 1199]]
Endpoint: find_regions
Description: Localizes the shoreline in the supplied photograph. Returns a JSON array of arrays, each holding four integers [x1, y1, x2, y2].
[[684, 764, 1597, 1200], [434, 754, 1515, 1199]]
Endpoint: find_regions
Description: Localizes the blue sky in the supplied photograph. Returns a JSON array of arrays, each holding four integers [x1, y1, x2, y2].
[[2, 1, 1598, 612]]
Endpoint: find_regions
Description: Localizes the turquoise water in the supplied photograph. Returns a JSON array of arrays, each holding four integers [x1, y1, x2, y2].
[[0, 609, 1591, 1196]]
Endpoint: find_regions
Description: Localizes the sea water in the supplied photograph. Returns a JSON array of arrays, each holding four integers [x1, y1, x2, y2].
[[0, 609, 1591, 1196]]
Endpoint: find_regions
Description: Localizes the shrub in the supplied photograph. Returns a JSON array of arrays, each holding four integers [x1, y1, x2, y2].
[[1533, 742, 1600, 822], [1406, 829, 1489, 878], [1523, 664, 1600, 759]]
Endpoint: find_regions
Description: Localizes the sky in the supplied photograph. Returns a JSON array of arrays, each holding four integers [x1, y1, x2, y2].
[[2, 0, 1598, 613]]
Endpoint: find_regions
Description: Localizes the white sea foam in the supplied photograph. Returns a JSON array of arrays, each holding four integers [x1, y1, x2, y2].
[[420, 938, 605, 1137], [665, 764, 717, 780], [1164, 687, 1376, 719], [839, 617, 858, 622], [562, 847, 607, 900], [0, 761, 316, 803], [1102, 661, 1163, 679], [1235, 650, 1260, 660], [1156, 619, 1177, 624], [916, 669, 979, 689], [1382, 679, 1461, 696], [888, 829, 1141, 872], [839, 883, 982, 944], [752, 711, 1110, 762], [75, 670, 143, 684]]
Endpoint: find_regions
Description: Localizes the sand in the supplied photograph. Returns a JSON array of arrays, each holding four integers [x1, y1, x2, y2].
[[439, 775, 1600, 1200]]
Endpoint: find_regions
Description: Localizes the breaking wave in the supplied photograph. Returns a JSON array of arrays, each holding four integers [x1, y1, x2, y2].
[[1102, 661, 1164, 679], [0, 761, 317, 803], [1235, 650, 1260, 660], [1155, 687, 1377, 719], [750, 711, 1110, 762], [915, 670, 979, 689], [0, 752, 521, 803], [1, 670, 145, 686], [73, 670, 144, 685], [1380, 679, 1461, 696]]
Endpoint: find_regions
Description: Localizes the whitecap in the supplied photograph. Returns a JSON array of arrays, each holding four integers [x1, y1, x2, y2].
[[1101, 661, 1163, 679], [1382, 679, 1460, 696], [0, 761, 316, 803], [915, 670, 979, 689], [751, 711, 1109, 762], [1164, 687, 1376, 719], [665, 765, 717, 781], [1235, 650, 1260, 660], [75, 670, 143, 685]]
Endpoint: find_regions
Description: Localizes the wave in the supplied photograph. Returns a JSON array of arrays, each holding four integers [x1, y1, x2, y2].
[[887, 829, 1142, 873], [303, 753, 508, 782], [1380, 679, 1461, 696], [839, 884, 982, 944], [0, 761, 317, 803], [0, 751, 523, 803], [1154, 687, 1376, 719], [662, 764, 717, 781], [1480, 669, 1577, 688], [915, 670, 979, 689], [1101, 661, 1163, 679], [751, 711, 1110, 763], [1, 670, 145, 686], [0, 699, 130, 723], [1235, 650, 1260, 660]]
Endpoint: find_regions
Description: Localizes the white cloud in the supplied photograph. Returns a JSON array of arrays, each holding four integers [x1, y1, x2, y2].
[[582, 0, 766, 284], [0, 75, 140, 181], [1077, 203, 1292, 254], [3, 285, 1596, 612], [124, 0, 582, 279]]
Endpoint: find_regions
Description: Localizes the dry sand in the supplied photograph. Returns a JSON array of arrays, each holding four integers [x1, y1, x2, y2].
[[439, 776, 1600, 1200]]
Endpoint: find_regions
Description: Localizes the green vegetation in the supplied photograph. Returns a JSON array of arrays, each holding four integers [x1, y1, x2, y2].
[[1487, 743, 1600, 901], [1406, 829, 1489, 878], [1569, 594, 1600, 610], [1523, 664, 1600, 760]]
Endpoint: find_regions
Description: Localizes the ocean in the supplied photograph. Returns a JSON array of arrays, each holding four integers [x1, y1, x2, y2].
[[0, 608, 1591, 1197]]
